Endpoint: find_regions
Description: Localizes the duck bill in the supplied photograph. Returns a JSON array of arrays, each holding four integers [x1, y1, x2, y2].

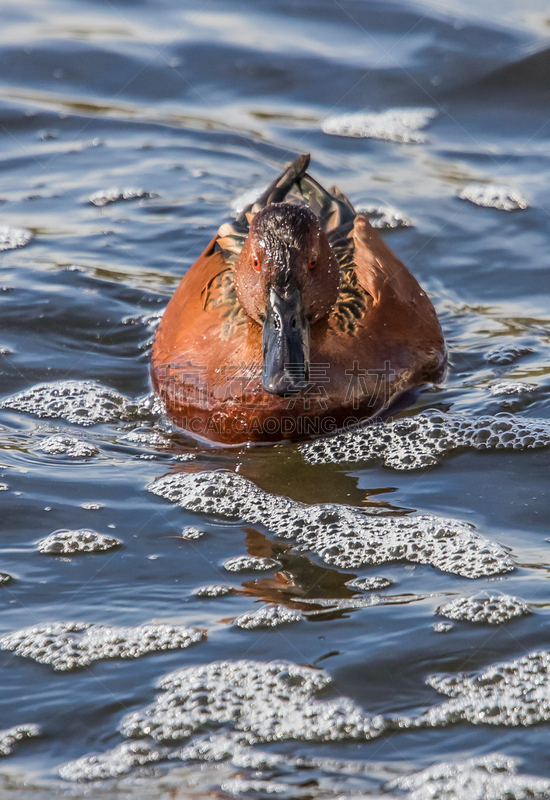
[[262, 286, 310, 396]]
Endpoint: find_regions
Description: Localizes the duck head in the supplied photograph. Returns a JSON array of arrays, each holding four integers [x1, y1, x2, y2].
[[234, 203, 341, 395]]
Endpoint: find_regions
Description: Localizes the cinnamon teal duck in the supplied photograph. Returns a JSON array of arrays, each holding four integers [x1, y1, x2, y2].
[[151, 154, 446, 445]]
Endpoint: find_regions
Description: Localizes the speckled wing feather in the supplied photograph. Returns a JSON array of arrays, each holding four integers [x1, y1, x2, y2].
[[199, 225, 247, 340], [328, 223, 369, 335]]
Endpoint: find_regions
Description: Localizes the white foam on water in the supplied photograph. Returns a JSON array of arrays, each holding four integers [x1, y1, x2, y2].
[[58, 651, 550, 784], [174, 731, 403, 793], [37, 529, 121, 554], [491, 382, 536, 396], [149, 471, 513, 578], [459, 182, 529, 211], [297, 595, 384, 610], [58, 741, 168, 781], [301, 410, 550, 470], [176, 731, 284, 769], [220, 778, 293, 796], [223, 556, 282, 572], [181, 526, 206, 540], [122, 427, 174, 449], [432, 621, 454, 633], [357, 204, 413, 229], [37, 435, 99, 457], [0, 724, 41, 756], [0, 622, 205, 671], [195, 584, 234, 598], [1, 381, 152, 426], [89, 188, 155, 206], [60, 733, 288, 784], [388, 754, 550, 800], [119, 659, 387, 745], [437, 592, 530, 625], [322, 108, 437, 143], [416, 649, 550, 728], [0, 226, 32, 251], [234, 604, 302, 629], [345, 576, 393, 591]]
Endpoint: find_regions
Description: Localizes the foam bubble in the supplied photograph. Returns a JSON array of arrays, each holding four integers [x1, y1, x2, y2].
[[37, 435, 99, 458], [89, 188, 155, 206], [438, 592, 530, 625], [491, 382, 536, 396], [37, 529, 121, 554], [0, 724, 41, 756], [432, 621, 453, 633], [0, 483, 8, 491], [388, 754, 550, 800], [221, 778, 293, 796], [224, 556, 282, 572], [60, 732, 287, 782], [322, 108, 437, 143], [59, 741, 167, 781], [0, 226, 32, 251], [195, 584, 234, 598], [61, 651, 550, 785], [459, 182, 528, 211], [175, 730, 397, 781], [357, 204, 412, 229], [122, 428, 175, 450], [416, 649, 550, 728], [1, 381, 151, 426], [119, 659, 387, 744], [485, 345, 533, 365], [181, 526, 206, 540], [345, 576, 393, 591], [297, 595, 384, 610], [133, 392, 165, 417], [176, 731, 284, 769], [234, 604, 302, 629], [300, 410, 550, 470], [149, 471, 513, 579], [0, 621, 204, 671]]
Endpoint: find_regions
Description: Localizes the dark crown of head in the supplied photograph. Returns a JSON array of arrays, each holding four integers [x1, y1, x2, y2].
[[253, 203, 316, 251]]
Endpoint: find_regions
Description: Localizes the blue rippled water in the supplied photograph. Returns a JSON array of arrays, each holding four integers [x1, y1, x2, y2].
[[1, 0, 550, 797]]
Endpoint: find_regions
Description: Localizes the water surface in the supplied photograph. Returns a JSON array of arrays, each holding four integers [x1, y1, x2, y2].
[[1, 0, 550, 796]]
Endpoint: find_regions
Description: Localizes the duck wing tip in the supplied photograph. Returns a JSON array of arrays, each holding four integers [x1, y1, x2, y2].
[[235, 153, 356, 233], [288, 153, 311, 176]]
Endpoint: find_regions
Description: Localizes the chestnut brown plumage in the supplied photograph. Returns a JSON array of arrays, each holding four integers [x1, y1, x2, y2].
[[151, 155, 446, 445]]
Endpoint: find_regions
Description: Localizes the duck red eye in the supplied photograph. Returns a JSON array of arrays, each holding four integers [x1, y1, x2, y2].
[[252, 255, 260, 272], [309, 256, 317, 269]]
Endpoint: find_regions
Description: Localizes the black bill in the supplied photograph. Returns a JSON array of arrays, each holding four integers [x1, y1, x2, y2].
[[262, 286, 310, 395]]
